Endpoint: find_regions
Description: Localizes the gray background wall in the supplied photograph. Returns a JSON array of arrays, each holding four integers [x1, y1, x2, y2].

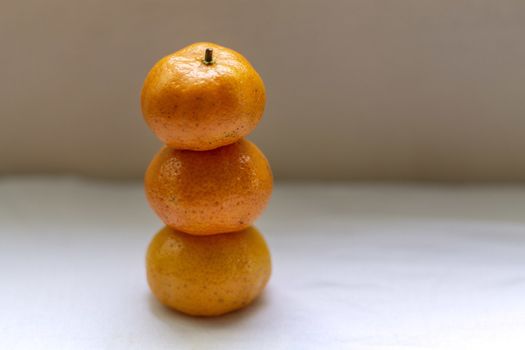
[[2, 0, 525, 181]]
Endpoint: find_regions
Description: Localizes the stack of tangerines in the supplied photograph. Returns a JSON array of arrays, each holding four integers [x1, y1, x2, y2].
[[141, 42, 273, 316]]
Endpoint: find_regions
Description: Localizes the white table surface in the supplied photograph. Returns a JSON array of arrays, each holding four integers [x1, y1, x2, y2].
[[1, 177, 525, 350]]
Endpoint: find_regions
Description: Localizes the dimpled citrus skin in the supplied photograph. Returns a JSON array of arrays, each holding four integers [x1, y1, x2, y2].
[[145, 139, 273, 235], [141, 42, 266, 151], [146, 225, 271, 316]]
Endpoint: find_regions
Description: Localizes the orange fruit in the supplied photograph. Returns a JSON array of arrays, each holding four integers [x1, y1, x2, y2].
[[141, 42, 266, 151], [146, 225, 271, 316], [145, 139, 273, 235]]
